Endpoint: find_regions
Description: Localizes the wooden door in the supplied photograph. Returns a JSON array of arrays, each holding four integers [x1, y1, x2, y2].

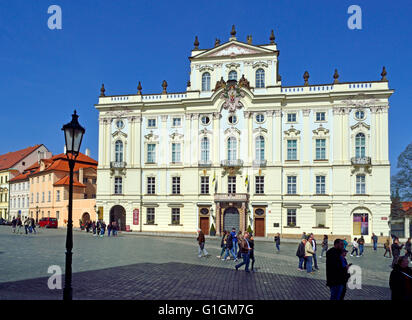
[[255, 218, 265, 237], [200, 217, 209, 235]]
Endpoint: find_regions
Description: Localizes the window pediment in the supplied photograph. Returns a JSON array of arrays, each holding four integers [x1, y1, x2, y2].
[[252, 61, 268, 69], [199, 128, 213, 135], [253, 127, 268, 135], [312, 124, 329, 136], [198, 65, 214, 72], [144, 131, 159, 142], [351, 122, 370, 131], [225, 62, 240, 69], [169, 131, 184, 141], [284, 126, 301, 137], [112, 130, 127, 139], [224, 127, 241, 136]]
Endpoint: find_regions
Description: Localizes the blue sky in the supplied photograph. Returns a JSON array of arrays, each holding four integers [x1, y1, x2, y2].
[[1, 0, 411, 175]]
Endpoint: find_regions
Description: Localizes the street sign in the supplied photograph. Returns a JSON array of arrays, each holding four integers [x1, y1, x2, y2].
[[133, 209, 139, 225]]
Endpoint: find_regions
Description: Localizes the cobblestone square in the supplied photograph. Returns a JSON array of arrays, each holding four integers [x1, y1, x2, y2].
[[0, 226, 398, 300]]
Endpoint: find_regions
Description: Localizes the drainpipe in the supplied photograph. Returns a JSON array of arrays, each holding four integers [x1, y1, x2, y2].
[[140, 114, 143, 233]]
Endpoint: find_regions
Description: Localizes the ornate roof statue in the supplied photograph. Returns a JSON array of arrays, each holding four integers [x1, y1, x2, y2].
[[238, 74, 250, 90], [270, 30, 275, 44], [381, 66, 388, 81], [100, 83, 105, 97], [214, 77, 226, 91], [333, 69, 339, 83], [303, 71, 310, 86], [247, 35, 252, 45], [230, 25, 236, 37], [194, 36, 199, 50], [162, 80, 168, 94], [187, 80, 191, 87], [214, 38, 220, 47], [137, 81, 142, 95]]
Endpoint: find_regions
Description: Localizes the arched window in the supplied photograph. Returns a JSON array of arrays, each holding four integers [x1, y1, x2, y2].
[[355, 133, 366, 158], [228, 70, 237, 81], [227, 137, 237, 161], [201, 137, 210, 162], [201, 72, 211, 91], [256, 69, 265, 88], [115, 140, 123, 162], [255, 136, 265, 161]]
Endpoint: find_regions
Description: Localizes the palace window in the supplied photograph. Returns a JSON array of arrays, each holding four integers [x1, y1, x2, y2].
[[227, 137, 237, 161], [115, 140, 123, 163], [201, 176, 209, 194], [356, 175, 366, 194], [228, 70, 237, 81], [255, 176, 264, 194], [171, 208, 180, 225], [287, 209, 297, 227], [316, 209, 326, 227], [202, 72, 211, 91], [201, 115, 210, 125], [316, 112, 326, 121], [315, 139, 326, 160], [148, 118, 156, 128], [172, 143, 181, 163], [255, 68, 265, 88], [228, 115, 238, 124], [147, 177, 155, 194], [147, 144, 156, 163], [200, 137, 210, 162], [146, 208, 155, 225], [355, 133, 366, 158], [255, 136, 265, 161], [316, 176, 326, 194], [114, 177, 123, 194], [287, 140, 297, 160], [116, 120, 124, 129], [287, 176, 297, 194], [255, 113, 265, 123], [355, 110, 365, 120], [228, 176, 236, 194], [172, 177, 181, 194], [287, 113, 297, 122], [172, 117, 181, 127]]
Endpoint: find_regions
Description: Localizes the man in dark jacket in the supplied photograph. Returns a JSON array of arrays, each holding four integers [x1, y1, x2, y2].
[[389, 256, 412, 300], [391, 238, 404, 268], [326, 239, 346, 300], [296, 239, 306, 271], [197, 229, 209, 258]]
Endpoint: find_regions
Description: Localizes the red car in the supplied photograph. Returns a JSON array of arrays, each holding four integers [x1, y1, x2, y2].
[[38, 217, 58, 228]]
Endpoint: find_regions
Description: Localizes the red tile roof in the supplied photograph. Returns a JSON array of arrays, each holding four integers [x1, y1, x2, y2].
[[0, 145, 43, 170], [402, 202, 412, 211], [54, 175, 86, 187]]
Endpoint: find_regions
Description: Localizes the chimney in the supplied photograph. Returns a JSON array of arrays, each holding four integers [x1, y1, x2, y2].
[[64, 145, 67, 154], [79, 167, 84, 185], [85, 148, 90, 157]]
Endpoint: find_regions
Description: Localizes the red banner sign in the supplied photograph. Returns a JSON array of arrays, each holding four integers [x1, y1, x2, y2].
[[133, 209, 139, 225]]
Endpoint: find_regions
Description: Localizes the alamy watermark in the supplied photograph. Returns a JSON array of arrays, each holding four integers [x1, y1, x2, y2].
[[347, 265, 362, 290], [47, 5, 62, 30], [347, 5, 362, 30], [47, 265, 62, 290]]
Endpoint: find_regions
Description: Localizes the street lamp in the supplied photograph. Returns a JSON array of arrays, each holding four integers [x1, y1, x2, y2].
[[61, 110, 85, 301], [35, 205, 39, 223]]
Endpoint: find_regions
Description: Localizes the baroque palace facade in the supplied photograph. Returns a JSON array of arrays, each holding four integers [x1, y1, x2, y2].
[[95, 27, 393, 241]]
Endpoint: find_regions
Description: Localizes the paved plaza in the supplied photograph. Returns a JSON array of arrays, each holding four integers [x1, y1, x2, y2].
[[0, 226, 398, 300]]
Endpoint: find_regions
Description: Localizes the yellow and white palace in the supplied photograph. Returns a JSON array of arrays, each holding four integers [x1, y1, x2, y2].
[[95, 27, 393, 242]]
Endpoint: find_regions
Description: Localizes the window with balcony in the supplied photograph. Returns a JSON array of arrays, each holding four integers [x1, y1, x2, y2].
[[114, 177, 123, 194], [227, 137, 237, 161], [201, 176, 209, 194], [356, 174, 366, 194], [287, 176, 297, 194], [355, 133, 366, 158], [316, 176, 326, 194], [147, 177, 155, 194], [228, 176, 236, 194], [255, 176, 264, 194], [255, 136, 265, 161], [287, 140, 297, 160], [172, 177, 180, 194], [147, 208, 155, 224], [115, 140, 123, 163], [315, 139, 326, 160], [171, 208, 180, 225]]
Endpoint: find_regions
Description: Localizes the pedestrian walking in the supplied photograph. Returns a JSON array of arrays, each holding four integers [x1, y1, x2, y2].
[[96, 221, 101, 237], [320, 235, 328, 258], [11, 217, 17, 233], [16, 217, 22, 234], [384, 238, 392, 258], [391, 238, 405, 268], [339, 249, 352, 300], [405, 238, 412, 260], [100, 221, 106, 237], [235, 232, 251, 273], [223, 231, 237, 261], [296, 238, 307, 271], [358, 236, 365, 256], [197, 229, 209, 258], [217, 230, 227, 259], [350, 238, 359, 257], [305, 234, 316, 273], [326, 239, 346, 300], [310, 233, 319, 270], [274, 233, 280, 252], [389, 255, 412, 300], [342, 237, 348, 250], [301, 232, 307, 240], [112, 221, 118, 236], [236, 231, 243, 260], [249, 232, 255, 272], [92, 221, 97, 236], [24, 217, 30, 234], [230, 228, 238, 256], [30, 218, 36, 234], [371, 233, 378, 251], [107, 222, 112, 237]]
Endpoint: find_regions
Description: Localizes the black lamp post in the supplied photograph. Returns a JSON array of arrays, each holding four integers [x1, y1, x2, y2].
[[61, 110, 85, 301]]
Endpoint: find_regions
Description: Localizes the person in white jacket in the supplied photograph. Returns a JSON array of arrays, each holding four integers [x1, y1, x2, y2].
[[350, 238, 359, 257]]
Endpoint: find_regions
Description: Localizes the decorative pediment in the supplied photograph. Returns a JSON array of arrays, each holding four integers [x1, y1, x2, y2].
[[351, 122, 370, 131], [284, 126, 301, 137], [342, 94, 380, 109], [225, 62, 240, 69], [198, 64, 214, 72], [192, 41, 274, 59], [199, 128, 213, 135], [112, 130, 127, 139], [103, 110, 133, 119], [252, 61, 269, 69], [312, 124, 330, 135], [144, 130, 159, 141], [253, 126, 268, 134], [169, 131, 184, 140], [224, 127, 241, 135]]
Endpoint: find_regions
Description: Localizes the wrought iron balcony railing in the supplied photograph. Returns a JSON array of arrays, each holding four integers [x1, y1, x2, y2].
[[351, 157, 371, 165], [253, 160, 267, 167], [110, 161, 127, 169], [198, 160, 212, 167], [220, 159, 244, 167]]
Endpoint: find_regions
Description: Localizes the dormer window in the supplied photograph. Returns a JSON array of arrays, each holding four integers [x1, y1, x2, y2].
[[201, 72, 211, 91], [228, 70, 237, 81]]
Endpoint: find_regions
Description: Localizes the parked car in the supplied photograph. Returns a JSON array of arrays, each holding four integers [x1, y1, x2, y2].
[[38, 217, 58, 228], [0, 218, 11, 226]]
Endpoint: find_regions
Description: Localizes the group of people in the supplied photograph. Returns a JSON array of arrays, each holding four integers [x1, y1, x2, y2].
[[11, 216, 37, 234], [83, 220, 119, 237], [296, 233, 322, 273]]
